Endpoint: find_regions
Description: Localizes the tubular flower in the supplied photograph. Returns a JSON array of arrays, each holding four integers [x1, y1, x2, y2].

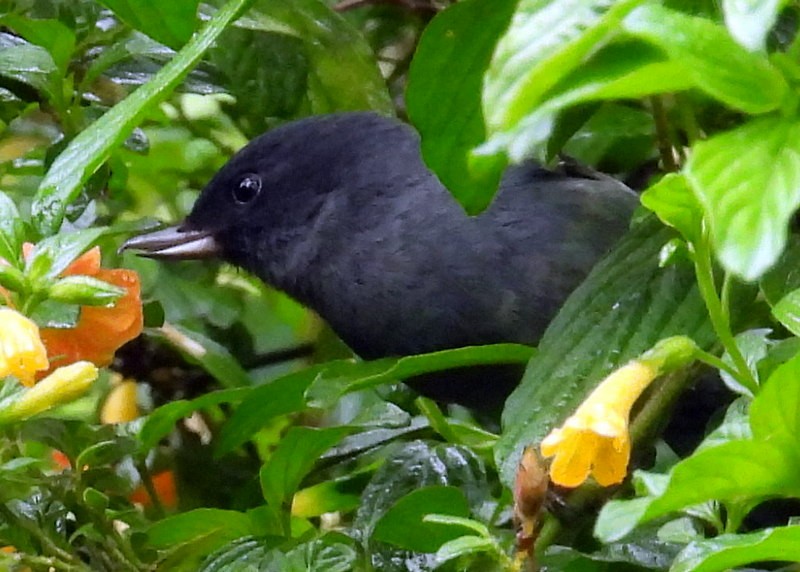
[[0, 361, 98, 423], [0, 308, 49, 386], [37, 247, 143, 372], [540, 336, 698, 488]]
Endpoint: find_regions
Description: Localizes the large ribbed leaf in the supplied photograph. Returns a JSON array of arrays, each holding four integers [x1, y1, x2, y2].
[[496, 218, 714, 486]]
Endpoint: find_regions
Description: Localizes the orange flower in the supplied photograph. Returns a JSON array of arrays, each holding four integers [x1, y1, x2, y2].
[[130, 470, 178, 509], [37, 247, 142, 372]]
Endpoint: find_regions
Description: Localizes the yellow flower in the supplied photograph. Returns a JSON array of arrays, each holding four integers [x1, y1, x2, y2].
[[0, 361, 98, 422], [540, 336, 697, 488], [0, 308, 49, 386]]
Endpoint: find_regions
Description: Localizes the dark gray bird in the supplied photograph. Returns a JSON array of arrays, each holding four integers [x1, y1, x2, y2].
[[122, 112, 637, 411]]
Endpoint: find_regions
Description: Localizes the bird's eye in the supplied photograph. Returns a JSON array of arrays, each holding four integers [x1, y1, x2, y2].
[[232, 174, 262, 204]]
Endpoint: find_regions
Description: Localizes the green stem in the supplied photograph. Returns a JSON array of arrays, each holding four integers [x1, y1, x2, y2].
[[694, 349, 740, 381], [533, 513, 561, 556], [650, 96, 678, 172], [694, 236, 758, 394], [676, 94, 701, 148], [415, 397, 460, 444], [720, 273, 733, 323], [136, 462, 166, 519], [13, 553, 87, 572], [630, 367, 695, 446], [0, 504, 77, 565]]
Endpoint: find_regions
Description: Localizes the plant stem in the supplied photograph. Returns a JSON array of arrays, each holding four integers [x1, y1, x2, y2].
[[693, 236, 758, 394], [650, 96, 678, 172], [136, 462, 166, 519], [14, 553, 88, 572], [0, 504, 77, 564], [694, 349, 740, 381], [676, 94, 701, 147]]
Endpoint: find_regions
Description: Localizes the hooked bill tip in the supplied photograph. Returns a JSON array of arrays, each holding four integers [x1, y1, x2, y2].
[[120, 225, 220, 260]]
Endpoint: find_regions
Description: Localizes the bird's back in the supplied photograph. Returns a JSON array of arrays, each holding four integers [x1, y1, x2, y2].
[[295, 117, 638, 362]]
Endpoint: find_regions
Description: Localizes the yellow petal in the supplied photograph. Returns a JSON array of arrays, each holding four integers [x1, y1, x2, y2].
[[592, 433, 631, 486], [549, 429, 599, 488], [100, 380, 139, 423], [0, 308, 49, 386]]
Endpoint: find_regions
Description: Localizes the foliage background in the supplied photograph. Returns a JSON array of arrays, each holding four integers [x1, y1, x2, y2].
[[2, 0, 800, 571]]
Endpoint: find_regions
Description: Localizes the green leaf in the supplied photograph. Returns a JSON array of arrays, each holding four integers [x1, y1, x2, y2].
[[32, 0, 253, 236], [199, 533, 362, 572], [483, 0, 643, 134], [722, 0, 784, 52], [434, 536, 497, 566], [695, 398, 751, 453], [156, 324, 252, 388], [772, 288, 800, 337], [0, 15, 76, 75], [355, 441, 488, 537], [476, 41, 692, 164], [292, 470, 373, 518], [623, 4, 788, 113], [146, 508, 254, 549], [97, 0, 199, 49], [405, 0, 516, 214], [305, 345, 533, 409], [28, 300, 80, 329], [749, 348, 800, 442], [198, 537, 275, 572], [719, 329, 772, 396], [560, 102, 656, 170], [214, 367, 322, 456], [640, 173, 703, 244], [685, 116, 800, 281], [238, 0, 392, 117], [0, 192, 24, 267], [371, 486, 471, 553], [0, 43, 58, 101], [760, 236, 800, 305], [596, 440, 800, 542], [138, 387, 248, 450], [209, 28, 308, 133], [671, 526, 800, 572], [259, 426, 351, 511], [496, 218, 713, 486], [75, 438, 137, 469], [24, 228, 105, 282]]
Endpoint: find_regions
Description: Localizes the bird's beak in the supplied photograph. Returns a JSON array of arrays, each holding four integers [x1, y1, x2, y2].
[[119, 225, 220, 260]]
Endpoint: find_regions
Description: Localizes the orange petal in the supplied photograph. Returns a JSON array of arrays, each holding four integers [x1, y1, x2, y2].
[[130, 470, 178, 509], [51, 450, 71, 470], [39, 268, 142, 372], [63, 246, 101, 276]]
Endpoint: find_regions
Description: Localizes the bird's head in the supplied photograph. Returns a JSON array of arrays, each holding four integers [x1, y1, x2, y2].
[[121, 112, 416, 285]]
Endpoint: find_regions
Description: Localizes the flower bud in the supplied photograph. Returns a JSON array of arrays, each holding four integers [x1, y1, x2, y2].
[[0, 361, 98, 422], [48, 276, 125, 307], [0, 264, 26, 293]]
